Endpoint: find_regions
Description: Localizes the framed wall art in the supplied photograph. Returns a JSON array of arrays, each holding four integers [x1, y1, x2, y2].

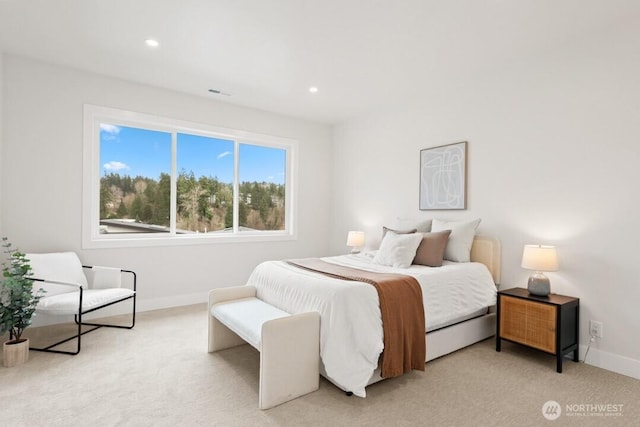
[[419, 141, 467, 210]]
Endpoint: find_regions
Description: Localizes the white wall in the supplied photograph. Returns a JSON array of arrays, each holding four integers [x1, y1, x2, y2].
[[1, 55, 333, 318], [332, 21, 640, 378], [0, 52, 4, 232]]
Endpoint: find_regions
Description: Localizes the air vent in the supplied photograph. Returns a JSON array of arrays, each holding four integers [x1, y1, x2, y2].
[[208, 89, 231, 96]]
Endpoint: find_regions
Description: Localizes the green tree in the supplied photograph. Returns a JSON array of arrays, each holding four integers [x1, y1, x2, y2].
[[177, 170, 210, 231], [238, 201, 248, 226], [153, 173, 171, 226], [116, 199, 128, 218], [224, 206, 233, 229], [99, 179, 112, 219], [129, 196, 143, 221]]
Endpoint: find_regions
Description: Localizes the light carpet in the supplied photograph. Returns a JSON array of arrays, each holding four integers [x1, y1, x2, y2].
[[1, 304, 638, 426]]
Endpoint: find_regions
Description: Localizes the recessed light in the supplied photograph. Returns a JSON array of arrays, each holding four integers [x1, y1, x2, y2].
[[309, 86, 318, 93], [145, 39, 160, 48]]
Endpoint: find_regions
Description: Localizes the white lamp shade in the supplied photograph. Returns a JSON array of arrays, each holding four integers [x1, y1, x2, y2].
[[521, 245, 559, 272], [346, 231, 365, 247]]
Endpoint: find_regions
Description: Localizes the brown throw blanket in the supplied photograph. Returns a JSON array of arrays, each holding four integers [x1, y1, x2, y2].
[[286, 258, 425, 378]]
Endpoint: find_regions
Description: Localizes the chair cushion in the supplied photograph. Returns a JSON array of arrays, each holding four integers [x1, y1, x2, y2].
[[37, 288, 135, 315], [27, 252, 89, 297], [211, 297, 290, 349]]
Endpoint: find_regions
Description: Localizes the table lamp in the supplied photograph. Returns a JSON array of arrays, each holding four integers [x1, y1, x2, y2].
[[521, 244, 558, 296], [346, 231, 365, 254]]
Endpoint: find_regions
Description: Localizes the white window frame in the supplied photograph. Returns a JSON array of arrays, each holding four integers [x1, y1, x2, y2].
[[83, 104, 297, 248]]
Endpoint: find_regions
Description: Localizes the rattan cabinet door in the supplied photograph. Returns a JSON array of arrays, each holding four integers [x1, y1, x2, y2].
[[499, 295, 527, 343], [499, 295, 557, 354], [523, 300, 556, 353]]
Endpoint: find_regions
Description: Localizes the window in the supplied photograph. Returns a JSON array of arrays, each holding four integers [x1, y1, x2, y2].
[[83, 105, 296, 248]]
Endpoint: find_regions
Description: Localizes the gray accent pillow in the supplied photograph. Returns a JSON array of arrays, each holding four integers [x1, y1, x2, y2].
[[382, 226, 417, 239]]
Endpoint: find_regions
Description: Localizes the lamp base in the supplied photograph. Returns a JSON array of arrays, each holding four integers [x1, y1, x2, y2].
[[528, 273, 550, 296]]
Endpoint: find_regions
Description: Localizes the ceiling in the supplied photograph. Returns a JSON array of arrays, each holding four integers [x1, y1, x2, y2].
[[0, 0, 637, 124]]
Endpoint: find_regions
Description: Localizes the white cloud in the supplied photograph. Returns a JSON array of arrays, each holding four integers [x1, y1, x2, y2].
[[216, 151, 232, 159], [103, 161, 130, 172], [100, 124, 121, 134]]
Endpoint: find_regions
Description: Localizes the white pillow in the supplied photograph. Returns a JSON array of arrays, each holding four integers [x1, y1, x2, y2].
[[431, 218, 481, 262], [373, 231, 423, 268], [394, 217, 433, 232], [26, 252, 89, 297]]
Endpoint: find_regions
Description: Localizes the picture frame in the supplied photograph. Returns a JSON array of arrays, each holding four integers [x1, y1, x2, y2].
[[419, 141, 467, 210]]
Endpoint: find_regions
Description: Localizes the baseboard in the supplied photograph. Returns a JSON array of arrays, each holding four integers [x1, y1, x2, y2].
[[29, 291, 208, 328], [136, 291, 207, 312], [580, 344, 640, 380]]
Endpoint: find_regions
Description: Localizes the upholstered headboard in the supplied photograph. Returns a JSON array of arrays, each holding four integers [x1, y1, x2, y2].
[[470, 235, 501, 285]]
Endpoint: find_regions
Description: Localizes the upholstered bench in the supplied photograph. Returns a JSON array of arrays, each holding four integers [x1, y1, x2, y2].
[[208, 285, 320, 409]]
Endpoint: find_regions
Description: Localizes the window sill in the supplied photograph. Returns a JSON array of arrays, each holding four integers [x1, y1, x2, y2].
[[83, 232, 297, 249]]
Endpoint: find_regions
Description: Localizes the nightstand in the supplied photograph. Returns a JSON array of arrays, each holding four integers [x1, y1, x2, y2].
[[496, 287, 579, 373]]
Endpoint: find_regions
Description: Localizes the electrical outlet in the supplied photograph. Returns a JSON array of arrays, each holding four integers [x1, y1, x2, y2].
[[590, 320, 603, 338]]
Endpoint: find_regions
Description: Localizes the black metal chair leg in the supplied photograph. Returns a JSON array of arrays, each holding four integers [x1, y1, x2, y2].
[[30, 296, 135, 355]]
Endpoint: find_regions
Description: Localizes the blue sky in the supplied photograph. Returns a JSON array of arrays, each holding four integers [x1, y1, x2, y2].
[[100, 124, 285, 184]]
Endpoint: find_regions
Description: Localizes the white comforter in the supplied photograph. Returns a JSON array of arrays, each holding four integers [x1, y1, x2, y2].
[[246, 252, 496, 397]]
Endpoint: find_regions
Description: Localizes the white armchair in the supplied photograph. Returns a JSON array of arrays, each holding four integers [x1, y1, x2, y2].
[[26, 252, 136, 355]]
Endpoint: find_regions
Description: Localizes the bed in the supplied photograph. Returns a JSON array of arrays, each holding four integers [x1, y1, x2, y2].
[[245, 234, 501, 398]]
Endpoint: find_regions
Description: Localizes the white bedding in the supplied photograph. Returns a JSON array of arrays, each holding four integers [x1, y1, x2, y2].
[[246, 251, 497, 397]]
